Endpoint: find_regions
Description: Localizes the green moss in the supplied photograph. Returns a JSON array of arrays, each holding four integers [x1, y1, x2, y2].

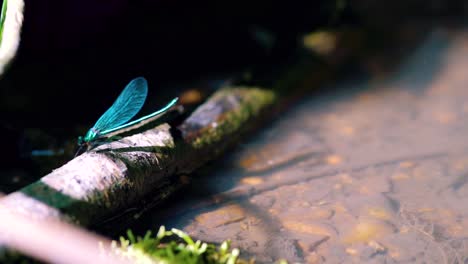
[[191, 87, 276, 149], [113, 226, 258, 264]]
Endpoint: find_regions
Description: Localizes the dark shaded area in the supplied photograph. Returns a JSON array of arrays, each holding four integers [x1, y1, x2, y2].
[[1, 1, 340, 128]]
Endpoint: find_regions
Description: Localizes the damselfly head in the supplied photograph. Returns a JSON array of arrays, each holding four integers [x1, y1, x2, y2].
[[75, 137, 90, 157]]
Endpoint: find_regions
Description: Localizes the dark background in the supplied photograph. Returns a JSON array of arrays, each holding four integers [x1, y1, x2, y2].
[[1, 1, 338, 129], [3, 0, 467, 129]]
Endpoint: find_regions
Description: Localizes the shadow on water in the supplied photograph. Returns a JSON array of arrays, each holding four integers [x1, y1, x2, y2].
[[389, 30, 452, 92]]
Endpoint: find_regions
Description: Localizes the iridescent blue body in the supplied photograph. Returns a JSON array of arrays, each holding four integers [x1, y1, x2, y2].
[[77, 77, 178, 148]]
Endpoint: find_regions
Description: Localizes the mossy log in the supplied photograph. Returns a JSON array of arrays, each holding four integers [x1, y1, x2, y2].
[[0, 85, 280, 225], [0, 31, 364, 226], [0, 79, 306, 227]]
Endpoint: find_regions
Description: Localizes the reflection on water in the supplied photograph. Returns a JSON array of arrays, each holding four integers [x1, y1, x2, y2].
[[138, 29, 468, 263]]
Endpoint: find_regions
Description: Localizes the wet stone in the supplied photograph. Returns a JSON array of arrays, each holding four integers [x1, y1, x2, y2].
[[195, 204, 246, 228]]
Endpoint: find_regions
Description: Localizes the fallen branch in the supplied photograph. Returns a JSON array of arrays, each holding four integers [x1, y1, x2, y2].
[[0, 30, 367, 226], [0, 86, 280, 225]]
